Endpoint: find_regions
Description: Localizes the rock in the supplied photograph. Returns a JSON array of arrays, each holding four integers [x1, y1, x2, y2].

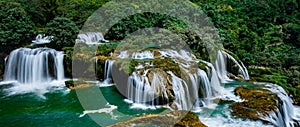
[[230, 86, 281, 121], [108, 110, 207, 127], [65, 80, 92, 90]]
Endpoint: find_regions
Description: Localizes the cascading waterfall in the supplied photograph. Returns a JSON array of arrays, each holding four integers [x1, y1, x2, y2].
[[167, 71, 191, 110], [127, 70, 159, 105], [94, 46, 299, 126], [104, 49, 222, 110], [215, 50, 249, 82], [76, 32, 108, 44], [3, 48, 65, 96], [215, 50, 230, 81], [200, 60, 224, 97], [260, 83, 300, 127], [31, 34, 53, 45], [4, 48, 65, 84], [104, 60, 114, 84], [132, 51, 154, 60]]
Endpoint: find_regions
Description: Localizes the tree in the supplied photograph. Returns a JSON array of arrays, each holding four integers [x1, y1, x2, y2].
[[0, 1, 35, 52], [44, 17, 79, 49]]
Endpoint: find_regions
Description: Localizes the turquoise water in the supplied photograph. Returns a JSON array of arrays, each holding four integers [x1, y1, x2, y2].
[[0, 84, 98, 127], [0, 80, 281, 127], [0, 82, 166, 127]]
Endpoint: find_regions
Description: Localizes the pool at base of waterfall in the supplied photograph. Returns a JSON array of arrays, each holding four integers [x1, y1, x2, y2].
[[1, 80, 298, 127]]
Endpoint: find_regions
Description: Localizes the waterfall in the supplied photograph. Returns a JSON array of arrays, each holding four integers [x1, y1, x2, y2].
[[31, 34, 53, 45], [132, 51, 154, 60], [167, 71, 191, 110], [109, 49, 222, 110], [2, 48, 65, 97], [260, 83, 300, 127], [215, 50, 249, 82], [127, 69, 168, 106], [4, 48, 65, 84], [104, 60, 114, 84], [103, 49, 249, 111], [76, 32, 108, 44], [215, 50, 230, 81]]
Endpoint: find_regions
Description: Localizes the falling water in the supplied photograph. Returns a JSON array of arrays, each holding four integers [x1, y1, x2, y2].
[[31, 34, 53, 45], [104, 60, 114, 84], [132, 51, 154, 60], [127, 70, 163, 105], [112, 50, 222, 110], [3, 48, 65, 97], [215, 50, 249, 82], [4, 48, 65, 84], [76, 32, 108, 44], [200, 60, 224, 96], [167, 71, 191, 110], [215, 50, 230, 82], [260, 83, 300, 127]]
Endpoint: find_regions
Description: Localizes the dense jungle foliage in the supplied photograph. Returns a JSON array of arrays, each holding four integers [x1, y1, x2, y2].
[[0, 0, 299, 103]]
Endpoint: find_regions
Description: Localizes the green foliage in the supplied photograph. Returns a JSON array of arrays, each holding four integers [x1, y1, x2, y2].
[[62, 47, 74, 78], [59, 0, 109, 27], [0, 1, 35, 50], [44, 17, 79, 49], [105, 12, 186, 40], [96, 44, 118, 56]]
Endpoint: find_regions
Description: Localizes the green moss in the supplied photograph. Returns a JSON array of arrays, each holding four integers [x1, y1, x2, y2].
[[108, 110, 207, 127], [65, 80, 87, 89], [249, 67, 300, 105], [231, 86, 281, 122]]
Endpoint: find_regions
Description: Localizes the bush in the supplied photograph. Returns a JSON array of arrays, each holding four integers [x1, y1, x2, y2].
[[0, 1, 35, 52], [44, 17, 79, 50]]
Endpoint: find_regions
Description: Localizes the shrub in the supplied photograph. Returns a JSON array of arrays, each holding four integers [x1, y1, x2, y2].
[[0, 1, 35, 52], [44, 17, 79, 50]]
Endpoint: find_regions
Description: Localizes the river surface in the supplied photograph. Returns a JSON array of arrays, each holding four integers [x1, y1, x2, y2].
[[0, 80, 297, 127]]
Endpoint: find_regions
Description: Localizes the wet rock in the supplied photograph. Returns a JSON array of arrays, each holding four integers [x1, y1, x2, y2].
[[108, 110, 207, 127], [65, 80, 92, 90], [230, 86, 281, 121]]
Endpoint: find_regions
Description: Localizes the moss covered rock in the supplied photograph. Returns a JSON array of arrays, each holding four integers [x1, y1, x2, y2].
[[108, 110, 207, 127], [65, 80, 92, 90], [230, 86, 281, 121]]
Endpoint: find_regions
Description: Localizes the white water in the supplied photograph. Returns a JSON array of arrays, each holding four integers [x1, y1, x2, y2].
[[31, 34, 53, 45], [112, 49, 222, 110], [215, 50, 249, 82], [260, 83, 300, 127], [167, 71, 191, 110], [79, 103, 117, 118], [76, 32, 108, 44], [104, 60, 114, 84], [2, 48, 65, 97], [127, 69, 166, 105], [132, 51, 154, 60], [100, 48, 300, 127]]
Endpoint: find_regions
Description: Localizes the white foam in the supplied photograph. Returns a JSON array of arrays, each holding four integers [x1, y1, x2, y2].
[[79, 103, 117, 118]]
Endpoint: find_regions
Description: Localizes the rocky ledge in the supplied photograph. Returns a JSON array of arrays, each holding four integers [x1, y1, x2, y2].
[[65, 80, 92, 90], [108, 110, 207, 127], [230, 86, 282, 122]]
